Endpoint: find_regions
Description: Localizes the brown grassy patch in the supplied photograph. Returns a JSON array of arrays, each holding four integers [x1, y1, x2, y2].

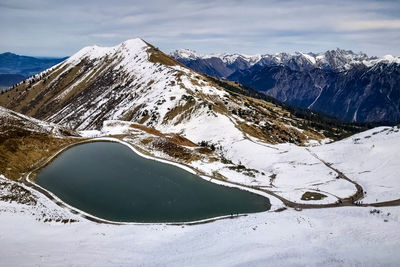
[[162, 100, 196, 124], [130, 123, 163, 136], [195, 147, 213, 154], [147, 46, 179, 66], [128, 124, 200, 162], [139, 114, 150, 124], [212, 100, 229, 115], [190, 78, 201, 87], [208, 157, 219, 162], [237, 121, 276, 143], [0, 134, 78, 180], [140, 137, 153, 145], [121, 104, 145, 122], [131, 124, 196, 147], [301, 191, 327, 201], [152, 137, 199, 163], [165, 133, 197, 147], [147, 80, 155, 87], [212, 171, 227, 181]]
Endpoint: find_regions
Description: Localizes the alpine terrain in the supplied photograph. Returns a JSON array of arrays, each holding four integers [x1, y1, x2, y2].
[[172, 49, 400, 124], [0, 38, 399, 266]]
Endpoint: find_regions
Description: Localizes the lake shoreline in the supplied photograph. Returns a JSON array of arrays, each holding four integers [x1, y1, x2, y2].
[[25, 137, 278, 225]]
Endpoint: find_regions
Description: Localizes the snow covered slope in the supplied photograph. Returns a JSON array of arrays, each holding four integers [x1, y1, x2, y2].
[[311, 126, 400, 203], [0, 106, 78, 180], [0, 106, 77, 138]]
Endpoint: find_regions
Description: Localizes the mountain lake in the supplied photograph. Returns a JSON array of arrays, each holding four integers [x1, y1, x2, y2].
[[35, 141, 270, 223]]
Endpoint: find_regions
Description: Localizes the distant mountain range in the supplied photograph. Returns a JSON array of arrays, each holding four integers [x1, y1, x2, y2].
[[0, 74, 25, 88], [1, 47, 399, 124], [172, 49, 400, 124], [0, 52, 66, 86]]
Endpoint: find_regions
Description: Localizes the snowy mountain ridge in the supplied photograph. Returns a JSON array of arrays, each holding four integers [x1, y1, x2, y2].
[[1, 38, 350, 145], [65, 38, 148, 65], [171, 49, 263, 66], [172, 48, 400, 72]]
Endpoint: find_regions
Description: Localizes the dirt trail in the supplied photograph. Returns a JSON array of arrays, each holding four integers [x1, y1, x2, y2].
[[306, 148, 365, 205], [13, 138, 400, 226]]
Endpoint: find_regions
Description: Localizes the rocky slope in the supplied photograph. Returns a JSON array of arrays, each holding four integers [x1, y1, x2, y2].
[[0, 38, 358, 146], [0, 106, 78, 180], [233, 62, 400, 123], [172, 49, 400, 124]]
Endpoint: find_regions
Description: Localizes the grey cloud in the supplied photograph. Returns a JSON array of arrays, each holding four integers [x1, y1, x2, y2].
[[0, 0, 399, 57]]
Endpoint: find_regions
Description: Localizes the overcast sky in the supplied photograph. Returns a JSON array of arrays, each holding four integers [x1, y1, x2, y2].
[[1, 0, 400, 57]]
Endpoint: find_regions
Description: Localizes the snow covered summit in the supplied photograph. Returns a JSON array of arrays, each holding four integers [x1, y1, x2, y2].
[[66, 38, 148, 65]]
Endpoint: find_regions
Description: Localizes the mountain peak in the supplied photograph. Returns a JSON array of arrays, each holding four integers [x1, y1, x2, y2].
[[120, 38, 148, 49], [380, 55, 400, 64], [1, 52, 16, 56], [66, 38, 150, 65], [170, 49, 201, 60]]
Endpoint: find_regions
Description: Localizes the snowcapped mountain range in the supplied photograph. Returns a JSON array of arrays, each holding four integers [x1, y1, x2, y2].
[[172, 48, 400, 124], [0, 38, 356, 145], [172, 48, 400, 75]]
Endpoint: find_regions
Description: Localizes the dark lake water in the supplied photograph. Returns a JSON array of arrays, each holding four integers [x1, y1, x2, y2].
[[35, 142, 270, 222]]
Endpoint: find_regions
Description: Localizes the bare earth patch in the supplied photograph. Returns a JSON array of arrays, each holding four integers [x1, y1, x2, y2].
[[301, 191, 328, 201]]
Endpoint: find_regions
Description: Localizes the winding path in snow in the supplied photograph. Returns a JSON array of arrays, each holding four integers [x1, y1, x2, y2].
[[17, 137, 400, 225], [306, 148, 365, 204]]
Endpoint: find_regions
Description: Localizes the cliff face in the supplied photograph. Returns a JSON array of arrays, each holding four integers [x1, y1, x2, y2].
[[233, 63, 400, 123]]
